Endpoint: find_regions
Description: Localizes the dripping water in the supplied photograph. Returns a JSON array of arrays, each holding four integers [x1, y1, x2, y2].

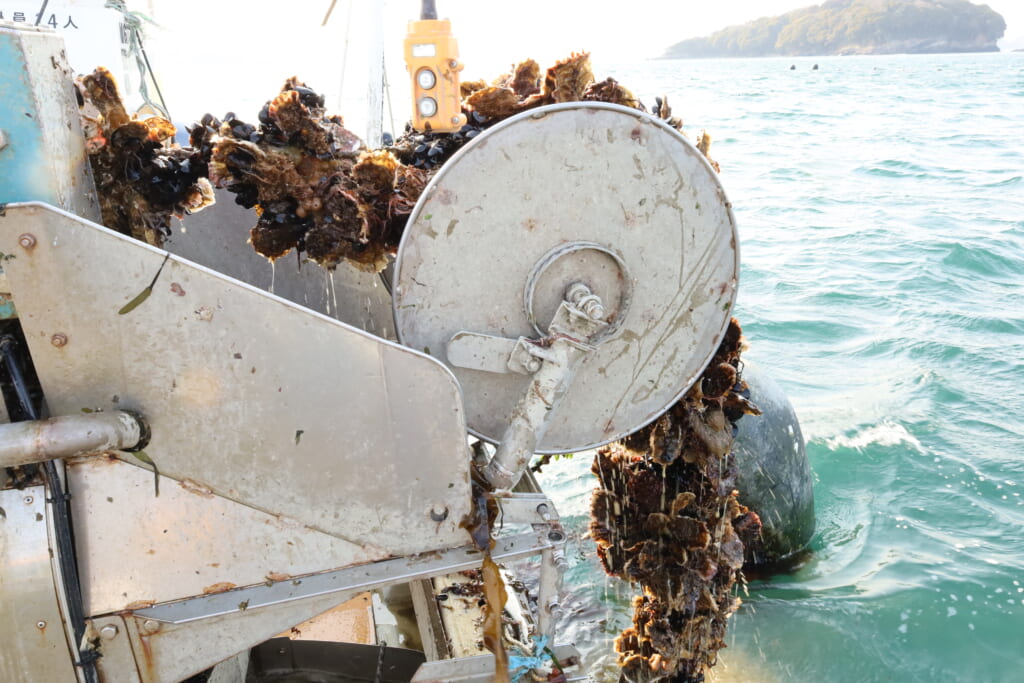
[[323, 270, 332, 316], [329, 273, 339, 318]]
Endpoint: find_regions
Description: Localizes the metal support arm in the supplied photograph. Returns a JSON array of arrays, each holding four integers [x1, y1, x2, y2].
[[481, 284, 608, 490]]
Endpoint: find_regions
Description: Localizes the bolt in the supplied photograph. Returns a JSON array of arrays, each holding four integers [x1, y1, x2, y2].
[[451, 115, 461, 125], [583, 299, 606, 320], [50, 333, 68, 348], [548, 529, 565, 543], [99, 624, 119, 640], [0, 129, 8, 151], [566, 282, 606, 321], [36, 621, 46, 629], [525, 357, 542, 373], [140, 619, 160, 635], [566, 282, 590, 303], [536, 503, 552, 522], [18, 233, 37, 250], [24, 495, 33, 505]]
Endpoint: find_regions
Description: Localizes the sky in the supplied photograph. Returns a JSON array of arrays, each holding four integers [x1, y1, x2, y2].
[[392, 0, 1022, 65], [112, 0, 1023, 128]]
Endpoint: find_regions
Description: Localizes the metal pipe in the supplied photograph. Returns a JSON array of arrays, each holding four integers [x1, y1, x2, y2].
[[0, 411, 147, 468]]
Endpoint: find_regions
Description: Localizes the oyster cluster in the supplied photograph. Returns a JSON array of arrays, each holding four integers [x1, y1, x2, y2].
[[79, 53, 719, 275], [590, 319, 762, 683], [78, 68, 214, 246], [195, 78, 428, 272]]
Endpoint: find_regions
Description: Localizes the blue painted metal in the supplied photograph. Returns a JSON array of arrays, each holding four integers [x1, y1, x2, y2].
[[0, 27, 45, 320], [0, 291, 15, 320], [0, 28, 49, 207]]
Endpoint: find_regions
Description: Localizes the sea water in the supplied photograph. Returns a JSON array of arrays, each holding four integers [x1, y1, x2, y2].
[[534, 52, 1024, 682]]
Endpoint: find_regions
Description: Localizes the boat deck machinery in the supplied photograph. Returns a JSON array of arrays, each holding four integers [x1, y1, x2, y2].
[[0, 23, 739, 683]]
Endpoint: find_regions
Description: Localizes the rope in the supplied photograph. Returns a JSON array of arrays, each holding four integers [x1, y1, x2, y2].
[[321, 0, 337, 26], [103, 1, 171, 119], [383, 55, 396, 141], [33, 0, 50, 26], [324, 0, 355, 112]]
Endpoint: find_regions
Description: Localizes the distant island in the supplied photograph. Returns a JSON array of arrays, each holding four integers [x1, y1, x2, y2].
[[661, 0, 1006, 58]]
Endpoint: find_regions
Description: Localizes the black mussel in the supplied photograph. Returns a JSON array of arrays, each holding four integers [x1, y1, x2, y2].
[[291, 85, 325, 109]]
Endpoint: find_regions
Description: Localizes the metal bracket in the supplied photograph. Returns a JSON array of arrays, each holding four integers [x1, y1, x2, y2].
[[446, 331, 586, 377], [131, 530, 557, 625], [493, 492, 560, 525], [548, 298, 607, 340]]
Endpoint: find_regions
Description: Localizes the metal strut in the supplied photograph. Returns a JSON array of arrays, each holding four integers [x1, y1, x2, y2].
[[481, 282, 608, 491]]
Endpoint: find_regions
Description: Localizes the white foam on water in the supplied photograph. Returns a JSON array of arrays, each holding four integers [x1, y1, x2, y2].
[[825, 419, 923, 451]]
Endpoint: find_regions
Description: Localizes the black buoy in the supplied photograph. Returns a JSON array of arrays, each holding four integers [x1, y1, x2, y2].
[[790, 64, 796, 70], [812, 63, 819, 70], [733, 360, 815, 567]]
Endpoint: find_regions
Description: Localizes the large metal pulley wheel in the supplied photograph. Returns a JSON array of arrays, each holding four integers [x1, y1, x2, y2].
[[393, 102, 739, 454]]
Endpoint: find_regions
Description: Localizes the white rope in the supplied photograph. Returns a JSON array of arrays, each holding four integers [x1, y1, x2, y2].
[[325, 0, 355, 113], [104, 0, 170, 118]]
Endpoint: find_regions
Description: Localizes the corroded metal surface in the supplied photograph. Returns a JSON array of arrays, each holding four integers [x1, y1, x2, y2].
[[69, 457, 388, 616]]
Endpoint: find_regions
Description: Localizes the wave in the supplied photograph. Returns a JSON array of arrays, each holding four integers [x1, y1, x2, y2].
[[824, 420, 923, 452]]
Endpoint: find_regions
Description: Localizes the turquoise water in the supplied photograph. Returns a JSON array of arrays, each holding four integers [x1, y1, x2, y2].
[[535, 53, 1024, 682]]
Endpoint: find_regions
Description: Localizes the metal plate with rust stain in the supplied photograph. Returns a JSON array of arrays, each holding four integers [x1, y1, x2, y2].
[[0, 203, 472, 558], [393, 102, 739, 453]]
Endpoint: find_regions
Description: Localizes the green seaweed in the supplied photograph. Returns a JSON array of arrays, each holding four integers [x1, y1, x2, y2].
[[118, 253, 170, 315], [132, 450, 160, 497]]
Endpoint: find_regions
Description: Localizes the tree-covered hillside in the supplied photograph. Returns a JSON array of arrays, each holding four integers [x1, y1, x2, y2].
[[662, 0, 1006, 58]]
